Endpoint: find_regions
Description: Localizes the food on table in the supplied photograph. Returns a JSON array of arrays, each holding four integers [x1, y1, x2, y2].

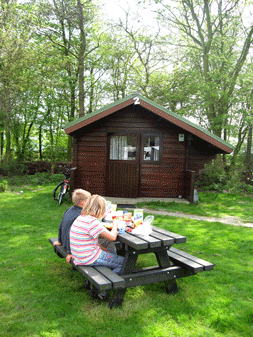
[[133, 209, 143, 227]]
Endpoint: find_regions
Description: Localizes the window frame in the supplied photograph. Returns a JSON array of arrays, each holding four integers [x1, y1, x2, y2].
[[108, 133, 139, 162], [141, 133, 163, 165]]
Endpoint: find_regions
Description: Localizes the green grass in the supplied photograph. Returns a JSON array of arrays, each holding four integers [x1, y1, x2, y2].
[[0, 185, 253, 337], [137, 192, 253, 223]]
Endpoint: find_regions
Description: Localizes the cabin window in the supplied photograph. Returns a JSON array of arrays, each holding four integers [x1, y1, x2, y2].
[[110, 135, 137, 160], [143, 135, 160, 161]]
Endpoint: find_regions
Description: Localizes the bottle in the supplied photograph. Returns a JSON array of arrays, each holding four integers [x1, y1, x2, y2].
[[143, 215, 154, 226]]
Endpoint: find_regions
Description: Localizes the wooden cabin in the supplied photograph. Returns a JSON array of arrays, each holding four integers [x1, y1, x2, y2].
[[64, 94, 233, 202]]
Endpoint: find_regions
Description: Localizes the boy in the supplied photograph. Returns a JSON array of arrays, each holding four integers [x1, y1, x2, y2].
[[53, 189, 91, 263], [53, 189, 115, 263]]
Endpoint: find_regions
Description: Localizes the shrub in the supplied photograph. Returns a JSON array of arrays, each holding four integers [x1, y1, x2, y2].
[[196, 160, 253, 195], [6, 172, 64, 187], [195, 160, 227, 192], [0, 179, 8, 192]]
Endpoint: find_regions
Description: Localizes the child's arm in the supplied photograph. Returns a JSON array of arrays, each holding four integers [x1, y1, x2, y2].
[[99, 221, 118, 241]]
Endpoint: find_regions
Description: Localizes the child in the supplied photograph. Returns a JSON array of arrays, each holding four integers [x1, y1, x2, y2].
[[70, 194, 124, 299], [53, 189, 91, 263]]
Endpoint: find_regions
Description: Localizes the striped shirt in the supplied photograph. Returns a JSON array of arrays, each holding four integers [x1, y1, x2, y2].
[[70, 215, 105, 265]]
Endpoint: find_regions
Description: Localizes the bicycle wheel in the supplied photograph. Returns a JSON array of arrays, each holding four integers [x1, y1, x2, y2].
[[53, 181, 63, 200], [58, 183, 68, 205], [58, 193, 64, 206]]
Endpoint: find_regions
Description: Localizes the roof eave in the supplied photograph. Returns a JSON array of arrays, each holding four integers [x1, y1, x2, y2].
[[64, 93, 234, 154]]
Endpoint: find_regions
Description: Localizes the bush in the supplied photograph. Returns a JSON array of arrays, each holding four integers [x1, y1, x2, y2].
[[6, 172, 64, 187], [195, 160, 227, 192], [196, 160, 253, 195], [0, 179, 8, 192], [224, 173, 253, 194]]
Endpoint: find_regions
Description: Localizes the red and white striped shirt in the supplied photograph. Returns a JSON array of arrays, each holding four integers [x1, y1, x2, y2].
[[70, 215, 105, 265]]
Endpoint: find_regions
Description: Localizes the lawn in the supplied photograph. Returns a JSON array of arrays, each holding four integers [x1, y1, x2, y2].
[[0, 185, 252, 337], [137, 192, 253, 223]]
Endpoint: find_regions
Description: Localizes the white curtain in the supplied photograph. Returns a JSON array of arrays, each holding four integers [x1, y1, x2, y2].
[[110, 136, 128, 160]]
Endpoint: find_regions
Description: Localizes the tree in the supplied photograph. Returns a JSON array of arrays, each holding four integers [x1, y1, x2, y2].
[[34, 0, 103, 159], [148, 0, 253, 140], [0, 1, 37, 164]]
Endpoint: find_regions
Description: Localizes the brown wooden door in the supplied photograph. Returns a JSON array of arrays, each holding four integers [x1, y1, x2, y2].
[[106, 134, 140, 198]]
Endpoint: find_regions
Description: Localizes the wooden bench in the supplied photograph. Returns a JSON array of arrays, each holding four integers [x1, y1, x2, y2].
[[167, 247, 214, 274], [49, 235, 214, 308], [49, 238, 125, 293]]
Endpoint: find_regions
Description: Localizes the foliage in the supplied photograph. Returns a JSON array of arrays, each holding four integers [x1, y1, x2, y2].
[[195, 160, 227, 192], [148, 0, 253, 169], [0, 179, 8, 192], [0, 0, 252, 175], [0, 185, 253, 336], [3, 172, 63, 187], [194, 158, 253, 194]]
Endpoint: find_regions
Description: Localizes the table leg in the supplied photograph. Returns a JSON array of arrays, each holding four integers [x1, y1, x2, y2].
[[155, 248, 171, 268], [156, 248, 178, 294], [165, 280, 178, 294], [108, 251, 138, 308], [108, 289, 127, 308], [119, 251, 138, 275]]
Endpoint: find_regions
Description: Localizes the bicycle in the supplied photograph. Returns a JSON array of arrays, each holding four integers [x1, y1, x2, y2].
[[53, 164, 77, 205]]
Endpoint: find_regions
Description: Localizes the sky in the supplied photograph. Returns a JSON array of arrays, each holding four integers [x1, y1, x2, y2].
[[102, 0, 156, 25]]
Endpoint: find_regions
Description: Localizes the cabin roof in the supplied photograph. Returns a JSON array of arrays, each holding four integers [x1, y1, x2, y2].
[[64, 93, 234, 154]]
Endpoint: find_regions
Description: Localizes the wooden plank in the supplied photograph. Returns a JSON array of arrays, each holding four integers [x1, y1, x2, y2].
[[122, 266, 183, 287], [117, 232, 149, 250], [151, 226, 186, 243], [49, 237, 58, 246], [134, 234, 161, 248], [49, 238, 124, 291], [169, 247, 214, 271], [150, 232, 174, 246], [94, 266, 125, 289], [168, 251, 203, 273], [49, 238, 66, 258], [76, 265, 112, 292]]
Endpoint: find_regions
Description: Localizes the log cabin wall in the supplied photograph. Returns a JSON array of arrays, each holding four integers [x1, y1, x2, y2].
[[70, 104, 218, 198], [186, 137, 220, 173], [71, 130, 107, 195]]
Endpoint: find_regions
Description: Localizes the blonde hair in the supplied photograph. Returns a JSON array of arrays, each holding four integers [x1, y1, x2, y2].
[[81, 194, 106, 219], [72, 189, 91, 207]]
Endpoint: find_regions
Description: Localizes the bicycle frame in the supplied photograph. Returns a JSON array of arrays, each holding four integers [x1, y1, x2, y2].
[[53, 165, 77, 205]]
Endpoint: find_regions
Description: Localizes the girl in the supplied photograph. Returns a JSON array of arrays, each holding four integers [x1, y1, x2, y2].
[[70, 194, 124, 275]]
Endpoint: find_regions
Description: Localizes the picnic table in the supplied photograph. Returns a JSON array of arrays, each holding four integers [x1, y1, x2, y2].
[[49, 223, 214, 309]]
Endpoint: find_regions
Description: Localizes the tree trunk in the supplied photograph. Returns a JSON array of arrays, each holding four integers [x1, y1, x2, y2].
[[245, 124, 252, 174], [228, 125, 248, 175], [77, 0, 86, 117], [39, 126, 43, 160], [0, 130, 4, 163], [4, 127, 11, 164]]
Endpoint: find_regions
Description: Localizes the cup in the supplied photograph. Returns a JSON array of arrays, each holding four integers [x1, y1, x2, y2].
[[117, 220, 126, 234], [111, 204, 117, 212]]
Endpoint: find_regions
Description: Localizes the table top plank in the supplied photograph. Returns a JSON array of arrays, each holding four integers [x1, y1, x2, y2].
[[150, 232, 174, 246], [151, 226, 186, 243], [127, 233, 161, 248], [117, 232, 149, 250]]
